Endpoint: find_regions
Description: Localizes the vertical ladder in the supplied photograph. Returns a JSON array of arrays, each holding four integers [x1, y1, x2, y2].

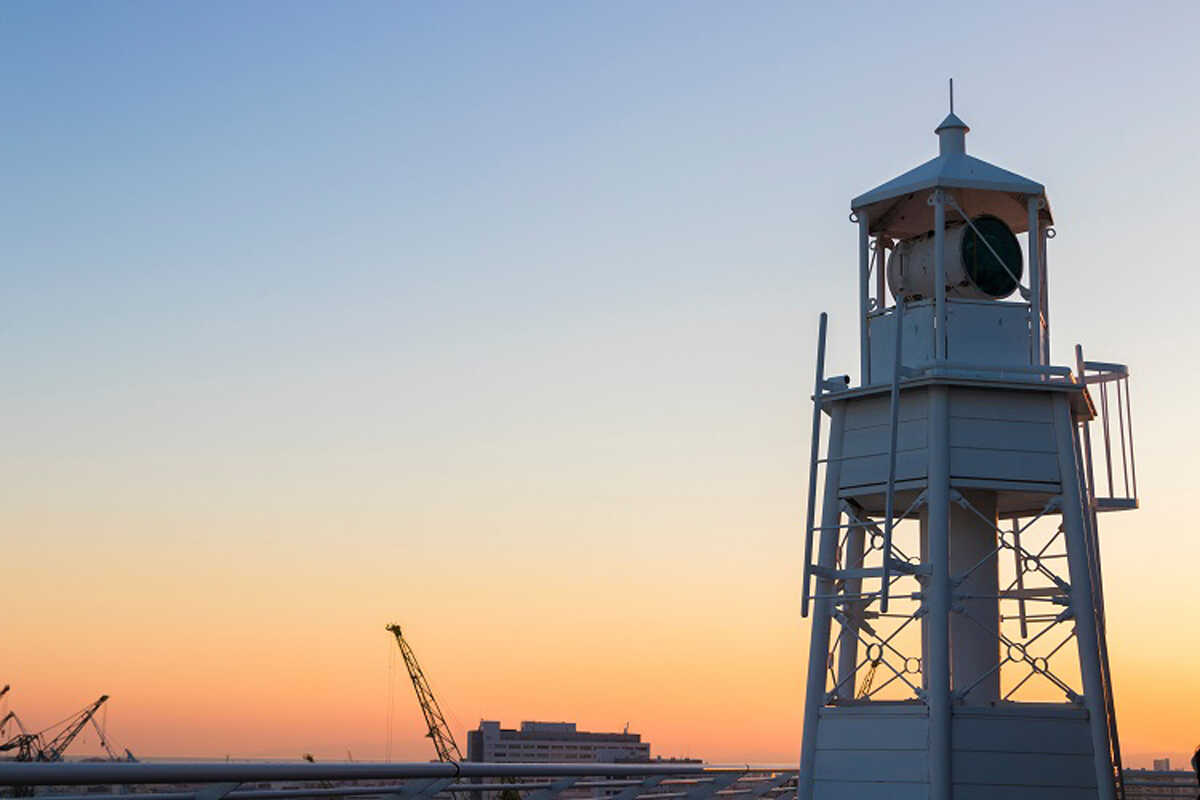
[[801, 314, 828, 618], [803, 305, 907, 616]]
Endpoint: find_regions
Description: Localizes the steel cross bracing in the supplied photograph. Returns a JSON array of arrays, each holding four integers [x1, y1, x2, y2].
[[946, 493, 1082, 703], [818, 495, 930, 704], [798, 311, 1129, 711], [807, 484, 1098, 705], [802, 385, 1102, 708], [385, 625, 462, 763]]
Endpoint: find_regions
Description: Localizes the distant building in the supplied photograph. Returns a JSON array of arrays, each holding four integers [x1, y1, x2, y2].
[[1154, 758, 1172, 771], [466, 721, 650, 763], [1124, 768, 1197, 799]]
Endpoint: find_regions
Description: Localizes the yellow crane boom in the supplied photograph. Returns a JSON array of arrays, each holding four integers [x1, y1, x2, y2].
[[386, 624, 463, 762]]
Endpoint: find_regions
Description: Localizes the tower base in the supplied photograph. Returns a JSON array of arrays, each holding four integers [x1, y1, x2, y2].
[[812, 703, 1099, 799]]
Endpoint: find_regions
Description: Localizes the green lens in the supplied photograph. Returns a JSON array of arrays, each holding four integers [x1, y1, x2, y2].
[[961, 216, 1023, 297]]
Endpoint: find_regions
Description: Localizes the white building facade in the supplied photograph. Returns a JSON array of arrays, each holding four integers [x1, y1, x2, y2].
[[466, 721, 651, 764]]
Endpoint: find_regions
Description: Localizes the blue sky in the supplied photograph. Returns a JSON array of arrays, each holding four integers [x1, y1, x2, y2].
[[6, 0, 1197, 517], [3, 1, 1199, 764]]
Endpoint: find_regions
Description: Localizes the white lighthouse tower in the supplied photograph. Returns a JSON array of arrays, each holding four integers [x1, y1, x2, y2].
[[797, 106, 1138, 800]]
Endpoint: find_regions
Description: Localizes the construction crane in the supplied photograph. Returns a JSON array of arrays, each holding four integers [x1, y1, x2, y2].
[[39, 695, 109, 762], [385, 624, 462, 762], [0, 695, 111, 762], [1, 710, 29, 739], [856, 660, 881, 700], [84, 702, 132, 762], [1, 685, 14, 740], [0, 710, 26, 739], [0, 710, 37, 761]]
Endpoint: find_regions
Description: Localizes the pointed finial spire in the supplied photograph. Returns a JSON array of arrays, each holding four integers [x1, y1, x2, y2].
[[935, 79, 967, 155]]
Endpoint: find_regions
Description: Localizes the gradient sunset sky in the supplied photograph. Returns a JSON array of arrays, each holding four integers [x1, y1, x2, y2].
[[3, 0, 1199, 770]]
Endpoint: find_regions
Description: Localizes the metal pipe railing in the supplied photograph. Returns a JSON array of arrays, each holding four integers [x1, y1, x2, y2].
[[1077, 356, 1138, 507], [0, 763, 805, 800], [0, 761, 733, 787], [18, 780, 803, 800]]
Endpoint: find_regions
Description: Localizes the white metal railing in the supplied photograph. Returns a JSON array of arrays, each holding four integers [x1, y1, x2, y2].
[[1075, 347, 1138, 511], [909, 359, 1072, 383]]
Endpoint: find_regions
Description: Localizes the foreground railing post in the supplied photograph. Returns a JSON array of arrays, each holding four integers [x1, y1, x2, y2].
[[683, 772, 741, 800], [524, 777, 577, 800], [392, 778, 456, 800], [605, 775, 664, 800], [740, 773, 790, 800], [196, 784, 241, 800]]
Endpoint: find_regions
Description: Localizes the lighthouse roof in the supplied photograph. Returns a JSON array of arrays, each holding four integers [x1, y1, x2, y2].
[[851, 113, 1053, 238]]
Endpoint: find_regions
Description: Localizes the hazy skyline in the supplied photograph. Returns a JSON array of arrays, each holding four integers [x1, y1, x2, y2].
[[4, 1, 1198, 768]]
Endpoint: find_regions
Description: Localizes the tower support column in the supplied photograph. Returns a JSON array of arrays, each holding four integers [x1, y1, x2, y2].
[[798, 404, 847, 800], [1028, 196, 1043, 364], [933, 193, 947, 360], [835, 515, 866, 700], [926, 386, 952, 800], [950, 490, 1000, 704], [858, 213, 871, 383], [1053, 394, 1117, 800]]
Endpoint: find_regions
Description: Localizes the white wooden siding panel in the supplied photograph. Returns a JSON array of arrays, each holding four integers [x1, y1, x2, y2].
[[952, 785, 1098, 800], [953, 751, 1097, 787], [949, 447, 1060, 484], [842, 419, 929, 458], [813, 780, 928, 800], [840, 451, 928, 489], [952, 713, 1092, 755], [843, 393, 930, 431], [949, 389, 1054, 422], [814, 748, 929, 784], [816, 714, 928, 751], [948, 417, 1056, 453]]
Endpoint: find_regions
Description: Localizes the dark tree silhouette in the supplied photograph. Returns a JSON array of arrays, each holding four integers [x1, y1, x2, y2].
[[1192, 744, 1200, 800]]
